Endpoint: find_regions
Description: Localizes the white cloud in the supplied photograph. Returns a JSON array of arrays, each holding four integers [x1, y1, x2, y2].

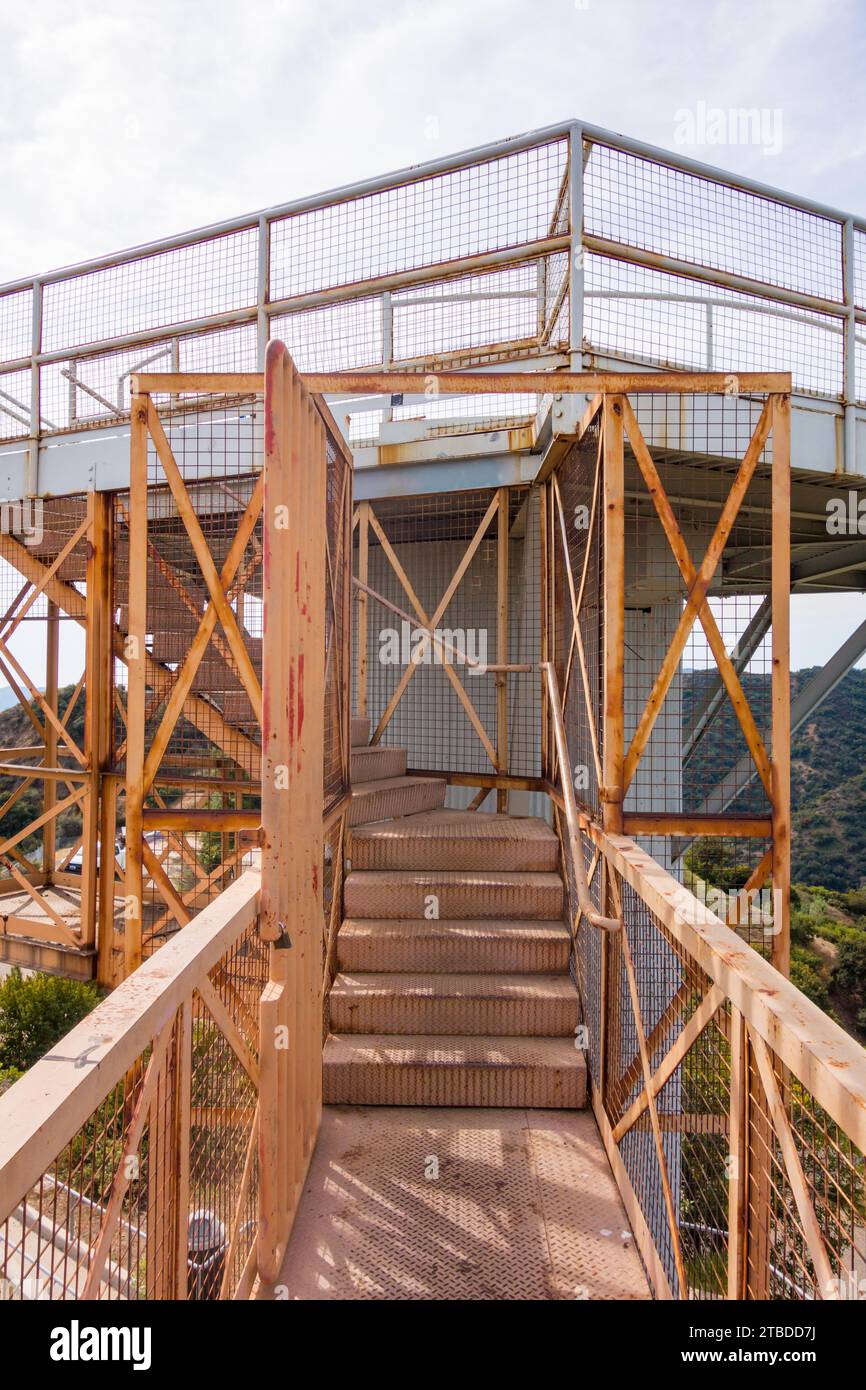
[[0, 0, 863, 280]]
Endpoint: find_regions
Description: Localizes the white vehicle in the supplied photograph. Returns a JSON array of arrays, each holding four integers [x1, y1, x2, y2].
[[65, 837, 127, 874]]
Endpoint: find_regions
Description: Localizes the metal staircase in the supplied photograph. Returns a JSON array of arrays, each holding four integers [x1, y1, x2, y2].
[[323, 721, 586, 1107]]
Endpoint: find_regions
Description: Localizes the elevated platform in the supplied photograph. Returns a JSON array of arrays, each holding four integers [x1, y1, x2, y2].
[[258, 1106, 650, 1301], [0, 885, 98, 980]]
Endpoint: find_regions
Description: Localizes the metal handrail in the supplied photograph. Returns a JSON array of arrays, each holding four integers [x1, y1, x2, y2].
[[541, 660, 620, 933]]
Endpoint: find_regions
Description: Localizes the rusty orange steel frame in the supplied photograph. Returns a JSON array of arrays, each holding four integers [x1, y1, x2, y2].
[[544, 388, 792, 975], [111, 361, 804, 1303], [7, 358, 866, 1308], [122, 347, 351, 1270], [0, 496, 113, 978], [128, 365, 792, 974]]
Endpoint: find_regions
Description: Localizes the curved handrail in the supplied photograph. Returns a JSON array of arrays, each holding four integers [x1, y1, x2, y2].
[[541, 660, 620, 933]]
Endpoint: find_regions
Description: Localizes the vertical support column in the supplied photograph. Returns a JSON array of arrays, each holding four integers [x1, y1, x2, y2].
[[771, 394, 791, 978], [727, 1005, 747, 1299], [145, 1037, 176, 1299], [173, 999, 193, 1300], [124, 395, 149, 978], [567, 124, 584, 372], [744, 1031, 772, 1298], [343, 467, 353, 796], [97, 777, 119, 986], [496, 487, 509, 813], [548, 480, 558, 764], [356, 501, 370, 720], [42, 600, 59, 882], [81, 490, 114, 950], [602, 395, 625, 834], [598, 868, 609, 1104], [25, 281, 42, 497], [539, 484, 549, 781], [259, 342, 326, 1284], [843, 218, 857, 476], [256, 214, 270, 369]]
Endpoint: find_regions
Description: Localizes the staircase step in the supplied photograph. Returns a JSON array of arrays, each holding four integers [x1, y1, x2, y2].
[[351, 745, 407, 784], [338, 918, 571, 974], [351, 716, 370, 747], [329, 972, 578, 1036], [344, 870, 564, 921], [348, 776, 447, 828], [349, 810, 559, 872], [323, 1033, 586, 1108]]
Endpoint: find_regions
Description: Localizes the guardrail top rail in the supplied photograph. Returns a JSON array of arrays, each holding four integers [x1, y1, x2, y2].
[[1, 118, 863, 461]]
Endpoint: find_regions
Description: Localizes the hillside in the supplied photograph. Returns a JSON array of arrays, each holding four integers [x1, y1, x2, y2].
[[682, 667, 866, 890], [0, 686, 214, 859], [2, 666, 866, 883]]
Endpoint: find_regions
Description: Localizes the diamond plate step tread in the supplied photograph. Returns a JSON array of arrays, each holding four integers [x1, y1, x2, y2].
[[349, 811, 559, 872], [348, 776, 447, 828], [329, 971, 579, 1036], [351, 717, 370, 747], [322, 1035, 587, 1108], [338, 918, 571, 974], [351, 745, 408, 784], [260, 1107, 650, 1299], [344, 869, 564, 920]]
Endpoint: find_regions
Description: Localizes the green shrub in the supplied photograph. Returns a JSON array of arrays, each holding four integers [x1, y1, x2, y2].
[[0, 970, 99, 1071], [0, 1065, 22, 1096], [789, 909, 815, 949], [790, 948, 828, 1011], [833, 938, 866, 1001]]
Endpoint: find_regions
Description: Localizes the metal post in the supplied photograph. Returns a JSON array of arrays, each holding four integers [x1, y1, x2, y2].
[[843, 217, 857, 475], [552, 124, 586, 439], [256, 214, 270, 370], [26, 281, 42, 496], [602, 396, 625, 834], [568, 123, 584, 369]]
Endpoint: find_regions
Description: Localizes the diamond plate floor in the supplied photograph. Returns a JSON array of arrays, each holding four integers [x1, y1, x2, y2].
[[259, 1107, 650, 1300]]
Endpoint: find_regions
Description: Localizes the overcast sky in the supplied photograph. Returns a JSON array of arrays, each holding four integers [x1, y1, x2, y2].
[[1, 0, 863, 281], [1, 0, 865, 678]]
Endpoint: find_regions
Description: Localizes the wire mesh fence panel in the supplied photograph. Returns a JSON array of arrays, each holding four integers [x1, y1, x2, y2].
[[114, 393, 265, 972], [269, 140, 568, 300], [743, 1034, 866, 1300], [541, 382, 855, 1302], [352, 485, 538, 794], [0, 494, 107, 963], [0, 367, 32, 439], [552, 416, 604, 818], [41, 231, 259, 354], [568, 837, 866, 1303], [584, 141, 844, 303], [623, 393, 775, 835], [604, 869, 732, 1300], [323, 429, 352, 819], [584, 253, 844, 398], [0, 879, 263, 1301], [2, 123, 864, 456]]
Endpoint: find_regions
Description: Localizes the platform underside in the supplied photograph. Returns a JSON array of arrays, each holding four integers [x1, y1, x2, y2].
[[0, 885, 120, 979], [260, 1106, 650, 1301]]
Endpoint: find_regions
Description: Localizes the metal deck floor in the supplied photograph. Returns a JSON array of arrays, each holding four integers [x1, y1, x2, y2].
[[260, 1106, 650, 1300]]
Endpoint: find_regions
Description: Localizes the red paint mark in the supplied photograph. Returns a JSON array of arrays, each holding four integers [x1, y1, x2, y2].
[[287, 660, 295, 750], [312, 864, 318, 896], [297, 653, 305, 741]]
